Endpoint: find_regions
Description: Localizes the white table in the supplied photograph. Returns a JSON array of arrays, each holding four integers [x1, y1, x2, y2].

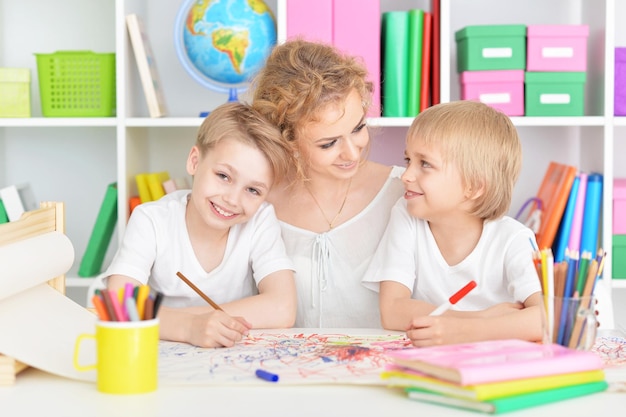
[[2, 366, 626, 417], [3, 356, 626, 416], [4, 327, 626, 416]]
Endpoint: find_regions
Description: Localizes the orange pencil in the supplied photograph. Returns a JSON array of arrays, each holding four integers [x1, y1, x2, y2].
[[143, 294, 155, 320], [91, 294, 110, 321]]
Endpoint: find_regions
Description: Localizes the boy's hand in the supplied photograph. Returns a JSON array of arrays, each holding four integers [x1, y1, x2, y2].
[[480, 302, 524, 318], [187, 311, 252, 348], [406, 315, 464, 347]]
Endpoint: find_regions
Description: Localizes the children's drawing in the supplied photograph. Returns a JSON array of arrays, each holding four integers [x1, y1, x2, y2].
[[158, 331, 412, 385]]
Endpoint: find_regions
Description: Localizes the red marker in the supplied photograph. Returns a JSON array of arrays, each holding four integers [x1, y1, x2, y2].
[[429, 280, 477, 316]]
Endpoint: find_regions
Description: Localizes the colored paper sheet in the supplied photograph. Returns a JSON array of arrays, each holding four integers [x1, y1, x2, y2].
[[158, 331, 412, 385]]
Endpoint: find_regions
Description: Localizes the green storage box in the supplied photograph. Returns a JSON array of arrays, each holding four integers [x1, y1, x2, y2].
[[524, 71, 586, 116], [0, 68, 31, 117], [35, 51, 116, 117], [613, 235, 626, 278], [455, 25, 527, 73]]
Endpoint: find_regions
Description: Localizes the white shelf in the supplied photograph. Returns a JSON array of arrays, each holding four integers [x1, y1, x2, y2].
[[1, 0, 624, 309], [0, 118, 118, 127], [65, 278, 96, 288]]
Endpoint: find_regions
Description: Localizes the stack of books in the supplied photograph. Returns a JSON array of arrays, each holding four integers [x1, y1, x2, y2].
[[383, 339, 607, 414]]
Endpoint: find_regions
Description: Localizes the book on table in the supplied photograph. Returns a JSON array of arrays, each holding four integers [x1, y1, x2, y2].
[[382, 366, 605, 401], [386, 339, 604, 385], [405, 381, 608, 414]]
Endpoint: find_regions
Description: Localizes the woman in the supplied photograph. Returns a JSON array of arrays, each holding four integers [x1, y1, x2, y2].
[[251, 39, 404, 328]]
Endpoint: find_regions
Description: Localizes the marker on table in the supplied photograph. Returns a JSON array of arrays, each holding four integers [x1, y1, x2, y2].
[[255, 369, 279, 383], [429, 280, 477, 316]]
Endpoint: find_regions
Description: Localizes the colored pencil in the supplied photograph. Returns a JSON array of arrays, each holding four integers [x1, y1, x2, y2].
[[176, 271, 223, 311]]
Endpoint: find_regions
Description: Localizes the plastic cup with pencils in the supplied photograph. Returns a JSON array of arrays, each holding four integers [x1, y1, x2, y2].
[[542, 295, 597, 351], [74, 285, 163, 394]]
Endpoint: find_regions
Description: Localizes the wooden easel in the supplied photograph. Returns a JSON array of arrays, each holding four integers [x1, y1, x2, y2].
[[0, 202, 66, 385]]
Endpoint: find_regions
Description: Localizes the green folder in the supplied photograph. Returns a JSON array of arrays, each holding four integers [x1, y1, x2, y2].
[[78, 182, 118, 277], [407, 9, 425, 117], [382, 11, 409, 117], [406, 380, 608, 414]]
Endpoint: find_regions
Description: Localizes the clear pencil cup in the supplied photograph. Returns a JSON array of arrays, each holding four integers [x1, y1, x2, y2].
[[541, 295, 597, 351]]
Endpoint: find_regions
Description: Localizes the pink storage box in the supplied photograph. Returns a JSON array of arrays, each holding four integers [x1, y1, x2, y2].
[[614, 178, 626, 234], [527, 25, 589, 71], [615, 48, 626, 115], [460, 70, 524, 116]]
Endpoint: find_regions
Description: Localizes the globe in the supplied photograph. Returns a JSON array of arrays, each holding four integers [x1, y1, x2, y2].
[[174, 0, 277, 104]]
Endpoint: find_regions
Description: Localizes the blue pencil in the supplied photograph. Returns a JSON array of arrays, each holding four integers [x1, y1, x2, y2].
[[557, 252, 578, 345]]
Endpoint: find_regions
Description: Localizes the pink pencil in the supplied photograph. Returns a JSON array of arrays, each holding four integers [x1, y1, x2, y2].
[[430, 280, 477, 316]]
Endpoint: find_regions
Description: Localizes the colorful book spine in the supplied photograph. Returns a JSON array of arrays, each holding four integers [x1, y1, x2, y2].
[[553, 174, 580, 262], [535, 162, 577, 250], [333, 0, 381, 117], [135, 173, 152, 204], [431, 0, 441, 106], [419, 12, 433, 112], [126, 14, 167, 118], [579, 173, 603, 255], [78, 182, 118, 277], [0, 183, 37, 222], [405, 381, 608, 414], [567, 172, 588, 254], [146, 171, 170, 201], [0, 199, 9, 224], [407, 9, 425, 116], [382, 11, 409, 117], [383, 367, 605, 401], [286, 0, 332, 43]]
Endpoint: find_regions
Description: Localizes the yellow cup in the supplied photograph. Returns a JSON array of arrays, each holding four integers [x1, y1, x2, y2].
[[73, 319, 159, 394]]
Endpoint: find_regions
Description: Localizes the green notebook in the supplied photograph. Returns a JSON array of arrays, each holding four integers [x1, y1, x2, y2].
[[406, 380, 608, 414], [0, 199, 9, 224], [78, 182, 118, 277], [407, 9, 425, 117], [382, 11, 409, 117]]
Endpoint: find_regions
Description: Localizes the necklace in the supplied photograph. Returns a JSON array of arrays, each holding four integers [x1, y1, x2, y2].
[[306, 177, 353, 230]]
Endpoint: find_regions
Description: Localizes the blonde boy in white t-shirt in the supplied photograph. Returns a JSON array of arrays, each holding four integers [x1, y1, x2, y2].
[[105, 102, 296, 348], [363, 100, 542, 347]]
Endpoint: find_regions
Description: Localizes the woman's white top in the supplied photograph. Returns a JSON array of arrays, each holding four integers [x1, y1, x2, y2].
[[281, 166, 405, 328]]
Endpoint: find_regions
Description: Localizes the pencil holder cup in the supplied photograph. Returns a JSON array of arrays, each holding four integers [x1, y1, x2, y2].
[[73, 319, 159, 394], [541, 296, 597, 350]]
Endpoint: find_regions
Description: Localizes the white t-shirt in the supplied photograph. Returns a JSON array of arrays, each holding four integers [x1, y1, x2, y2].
[[281, 166, 405, 328], [103, 190, 294, 308], [362, 198, 541, 310]]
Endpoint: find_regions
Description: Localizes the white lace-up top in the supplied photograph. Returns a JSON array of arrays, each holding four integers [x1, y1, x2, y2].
[[280, 166, 405, 328]]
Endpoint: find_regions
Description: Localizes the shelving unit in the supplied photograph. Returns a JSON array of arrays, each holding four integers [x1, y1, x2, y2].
[[1, 1, 624, 321]]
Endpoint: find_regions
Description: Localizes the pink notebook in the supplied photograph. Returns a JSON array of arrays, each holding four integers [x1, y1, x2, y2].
[[388, 339, 603, 385], [333, 0, 381, 117], [286, 0, 332, 43]]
